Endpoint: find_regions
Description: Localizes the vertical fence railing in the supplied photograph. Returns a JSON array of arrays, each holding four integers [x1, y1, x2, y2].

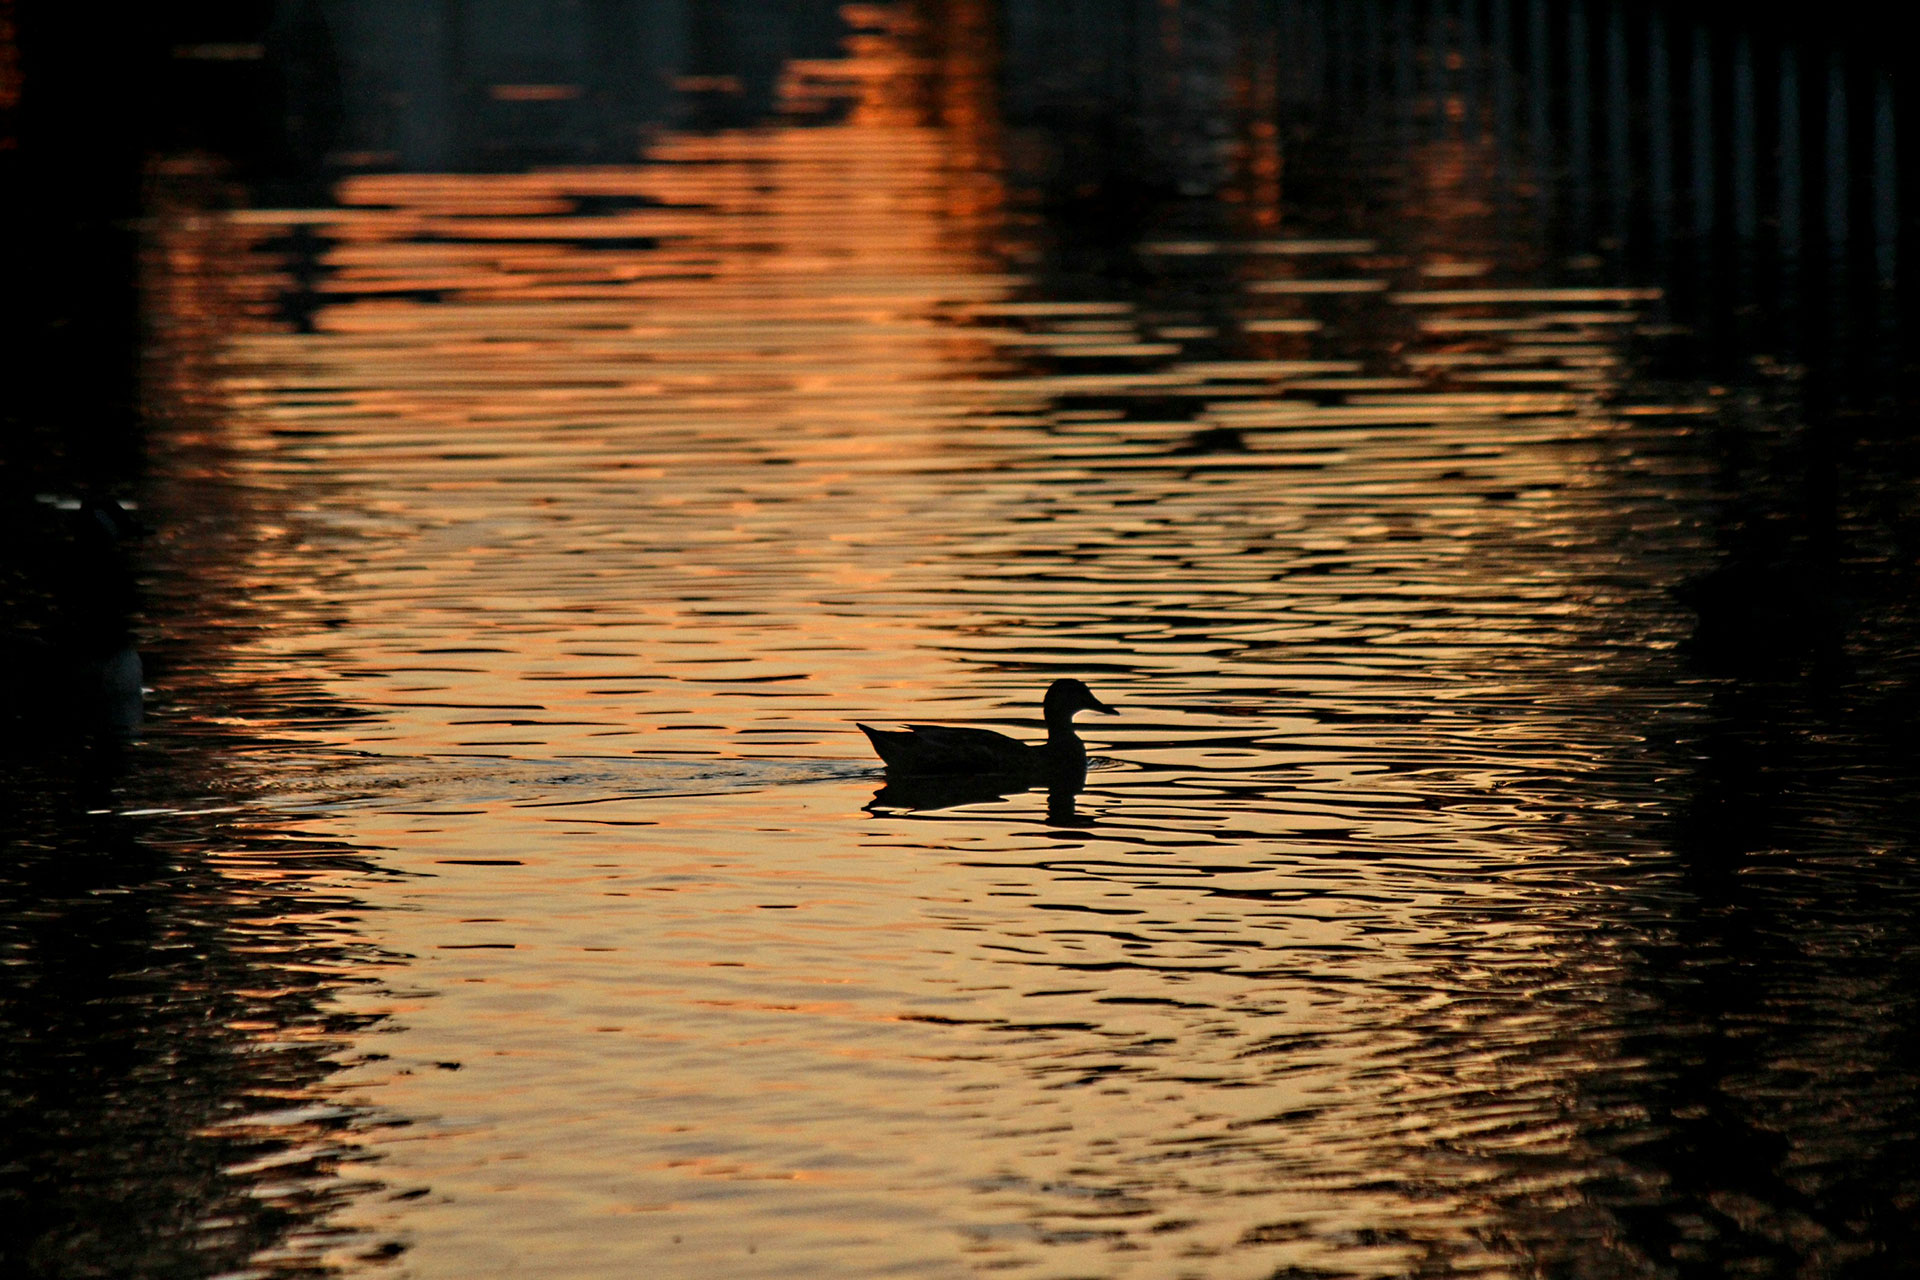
[[1265, 0, 1906, 368], [991, 0, 1904, 364]]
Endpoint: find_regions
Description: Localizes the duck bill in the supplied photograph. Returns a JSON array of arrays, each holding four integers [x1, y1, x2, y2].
[[1090, 695, 1118, 715]]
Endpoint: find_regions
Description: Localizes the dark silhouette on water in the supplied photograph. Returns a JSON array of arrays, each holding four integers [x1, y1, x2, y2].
[[866, 771, 1097, 825], [859, 679, 1117, 779], [1, 496, 145, 738]]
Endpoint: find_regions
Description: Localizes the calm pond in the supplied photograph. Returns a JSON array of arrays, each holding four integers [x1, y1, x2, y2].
[[5, 4, 1917, 1277]]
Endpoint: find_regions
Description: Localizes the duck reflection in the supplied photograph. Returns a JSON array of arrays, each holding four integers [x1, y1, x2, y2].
[[867, 759, 1095, 825]]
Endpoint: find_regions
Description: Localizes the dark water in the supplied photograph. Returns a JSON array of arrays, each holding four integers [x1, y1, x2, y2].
[[5, 3, 1919, 1277]]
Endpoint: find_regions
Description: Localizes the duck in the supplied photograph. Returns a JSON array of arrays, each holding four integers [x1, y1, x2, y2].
[[859, 678, 1117, 778]]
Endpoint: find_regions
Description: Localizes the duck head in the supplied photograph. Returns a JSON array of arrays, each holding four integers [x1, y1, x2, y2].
[[1043, 678, 1117, 725]]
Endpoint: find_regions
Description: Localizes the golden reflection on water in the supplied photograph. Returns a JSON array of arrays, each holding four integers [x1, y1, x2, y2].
[[130, 9, 1787, 1280]]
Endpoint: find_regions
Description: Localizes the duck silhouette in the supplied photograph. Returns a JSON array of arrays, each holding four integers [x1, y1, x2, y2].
[[859, 679, 1117, 779]]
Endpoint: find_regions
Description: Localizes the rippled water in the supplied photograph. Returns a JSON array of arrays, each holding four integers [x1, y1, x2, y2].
[[7, 6, 1920, 1278]]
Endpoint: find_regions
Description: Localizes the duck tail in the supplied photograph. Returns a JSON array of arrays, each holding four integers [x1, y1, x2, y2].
[[857, 723, 907, 768]]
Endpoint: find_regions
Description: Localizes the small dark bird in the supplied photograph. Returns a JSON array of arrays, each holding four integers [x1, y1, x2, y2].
[[858, 679, 1117, 778], [1, 495, 145, 736]]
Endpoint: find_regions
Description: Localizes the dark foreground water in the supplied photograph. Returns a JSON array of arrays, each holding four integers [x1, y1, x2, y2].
[[5, 4, 1919, 1277]]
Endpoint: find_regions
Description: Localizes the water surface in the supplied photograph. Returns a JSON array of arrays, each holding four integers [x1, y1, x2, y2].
[[7, 5, 1919, 1278]]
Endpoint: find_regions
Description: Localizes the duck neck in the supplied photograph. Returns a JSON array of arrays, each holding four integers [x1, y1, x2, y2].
[[1044, 709, 1082, 753]]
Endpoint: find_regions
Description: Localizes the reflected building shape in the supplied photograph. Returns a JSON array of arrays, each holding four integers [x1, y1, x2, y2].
[[291, 0, 846, 170], [994, 0, 1908, 371], [1731, 31, 1757, 242]]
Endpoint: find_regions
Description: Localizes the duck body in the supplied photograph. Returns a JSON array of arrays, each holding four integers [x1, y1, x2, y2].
[[859, 723, 1067, 777], [859, 679, 1116, 779]]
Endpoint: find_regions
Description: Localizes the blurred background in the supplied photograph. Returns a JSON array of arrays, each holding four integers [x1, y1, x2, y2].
[[4, 0, 1910, 497]]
